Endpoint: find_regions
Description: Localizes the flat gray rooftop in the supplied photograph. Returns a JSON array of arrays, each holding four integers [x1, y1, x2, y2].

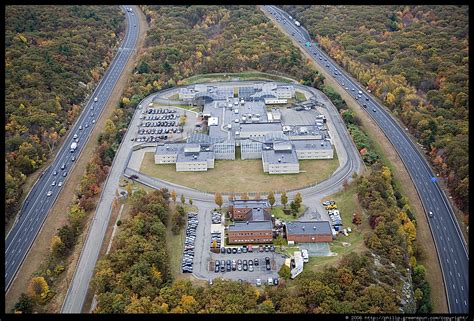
[[262, 147, 298, 165], [176, 150, 214, 163], [230, 199, 270, 208], [285, 220, 332, 236], [291, 139, 332, 151], [228, 220, 273, 232], [240, 122, 283, 132], [155, 143, 184, 155]]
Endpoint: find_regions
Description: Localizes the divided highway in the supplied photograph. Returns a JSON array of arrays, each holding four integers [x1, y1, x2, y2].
[[5, 5, 139, 293], [60, 6, 140, 313], [261, 5, 468, 313]]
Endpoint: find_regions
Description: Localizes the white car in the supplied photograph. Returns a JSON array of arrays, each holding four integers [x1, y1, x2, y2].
[[94, 97, 98, 102], [79, 125, 83, 130], [58, 181, 63, 187], [52, 181, 56, 186], [256, 278, 262, 286], [92, 119, 96, 124], [429, 211, 433, 217], [47, 191, 53, 197]]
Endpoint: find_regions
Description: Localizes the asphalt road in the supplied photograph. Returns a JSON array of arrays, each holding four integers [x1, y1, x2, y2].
[[261, 5, 469, 313], [4, 6, 139, 292], [59, 7, 140, 312]]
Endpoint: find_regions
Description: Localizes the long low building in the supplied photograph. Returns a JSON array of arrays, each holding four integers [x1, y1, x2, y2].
[[292, 140, 334, 159], [227, 220, 273, 244], [285, 221, 333, 243]]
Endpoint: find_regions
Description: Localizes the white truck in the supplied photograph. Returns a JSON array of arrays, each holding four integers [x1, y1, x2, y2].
[[294, 20, 301, 27], [70, 142, 77, 153]]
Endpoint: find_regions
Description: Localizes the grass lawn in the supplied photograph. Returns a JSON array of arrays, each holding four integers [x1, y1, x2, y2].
[[295, 90, 306, 102], [168, 93, 179, 100], [302, 183, 369, 271], [182, 71, 295, 85], [271, 205, 305, 222], [140, 152, 339, 193]]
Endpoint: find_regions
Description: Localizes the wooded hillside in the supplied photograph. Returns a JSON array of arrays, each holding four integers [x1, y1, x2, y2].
[[119, 5, 324, 107], [5, 6, 124, 225], [281, 5, 469, 216]]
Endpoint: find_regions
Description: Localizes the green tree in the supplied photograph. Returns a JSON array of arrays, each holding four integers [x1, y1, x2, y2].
[[214, 192, 223, 208], [280, 192, 288, 208], [278, 264, 291, 279], [181, 194, 186, 204], [14, 293, 34, 314], [267, 191, 275, 208]]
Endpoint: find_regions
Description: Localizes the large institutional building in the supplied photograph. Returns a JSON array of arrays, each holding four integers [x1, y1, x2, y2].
[[155, 83, 334, 174]]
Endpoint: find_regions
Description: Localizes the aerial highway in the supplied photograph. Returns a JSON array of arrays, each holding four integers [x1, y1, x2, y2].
[[60, 6, 139, 313], [261, 5, 468, 313], [5, 5, 139, 293]]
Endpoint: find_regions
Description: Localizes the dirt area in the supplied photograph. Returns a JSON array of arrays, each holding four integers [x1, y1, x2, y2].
[[261, 7, 447, 313], [4, 7, 149, 313], [140, 152, 339, 194]]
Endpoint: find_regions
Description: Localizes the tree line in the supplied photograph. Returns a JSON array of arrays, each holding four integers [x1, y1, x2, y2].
[[5, 5, 125, 226]]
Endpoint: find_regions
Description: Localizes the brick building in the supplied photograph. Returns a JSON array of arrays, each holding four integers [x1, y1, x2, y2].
[[228, 199, 271, 221], [285, 221, 333, 243], [227, 221, 273, 244]]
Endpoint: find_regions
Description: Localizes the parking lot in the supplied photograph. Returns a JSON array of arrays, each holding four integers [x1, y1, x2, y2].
[[134, 107, 181, 143], [182, 212, 198, 273], [208, 245, 286, 286]]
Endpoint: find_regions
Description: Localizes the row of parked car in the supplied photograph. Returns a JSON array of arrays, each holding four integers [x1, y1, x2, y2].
[[211, 212, 221, 224], [214, 257, 272, 273], [182, 212, 198, 273], [142, 113, 177, 120], [141, 120, 177, 127], [219, 244, 275, 255], [134, 135, 168, 143], [146, 108, 177, 114], [210, 232, 222, 251]]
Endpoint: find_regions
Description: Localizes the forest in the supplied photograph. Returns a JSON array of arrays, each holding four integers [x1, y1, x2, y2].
[[5, 5, 125, 226], [280, 5, 469, 217], [86, 187, 411, 314], [11, 5, 433, 313], [120, 5, 324, 110]]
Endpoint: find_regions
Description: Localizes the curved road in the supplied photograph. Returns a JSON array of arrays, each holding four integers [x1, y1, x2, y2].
[[5, 6, 139, 292], [262, 5, 468, 313], [57, 5, 139, 313]]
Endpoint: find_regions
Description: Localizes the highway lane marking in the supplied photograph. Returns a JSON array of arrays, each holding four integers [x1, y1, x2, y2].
[[449, 271, 452, 276], [456, 298, 458, 303], [436, 225, 439, 230], [458, 272, 461, 278], [451, 248, 454, 253], [465, 300, 467, 306], [453, 284, 455, 289], [443, 247, 446, 252], [461, 285, 463, 291], [446, 258, 449, 264]]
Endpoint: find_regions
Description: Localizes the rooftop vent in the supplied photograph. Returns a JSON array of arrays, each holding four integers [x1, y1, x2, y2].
[[246, 221, 249, 225], [302, 226, 305, 230], [313, 226, 316, 230], [278, 158, 281, 163]]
